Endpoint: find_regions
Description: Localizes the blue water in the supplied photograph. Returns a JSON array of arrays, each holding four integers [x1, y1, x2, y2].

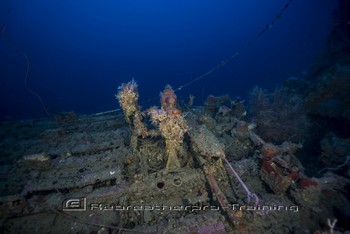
[[0, 0, 337, 120]]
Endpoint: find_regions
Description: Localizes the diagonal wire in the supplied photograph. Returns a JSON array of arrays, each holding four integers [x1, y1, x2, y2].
[[142, 0, 294, 105]]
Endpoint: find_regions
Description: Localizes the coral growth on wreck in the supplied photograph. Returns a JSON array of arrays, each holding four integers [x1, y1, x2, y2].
[[249, 86, 310, 144], [148, 85, 189, 169], [116, 79, 158, 142]]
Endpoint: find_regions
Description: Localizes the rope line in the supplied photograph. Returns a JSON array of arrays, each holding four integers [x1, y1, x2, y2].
[[142, 0, 294, 105], [2, 24, 52, 118]]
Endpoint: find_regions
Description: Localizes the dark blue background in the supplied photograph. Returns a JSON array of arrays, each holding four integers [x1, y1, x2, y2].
[[0, 0, 336, 119]]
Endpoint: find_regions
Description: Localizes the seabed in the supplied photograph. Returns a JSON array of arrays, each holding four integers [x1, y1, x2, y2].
[[1, 105, 349, 233]]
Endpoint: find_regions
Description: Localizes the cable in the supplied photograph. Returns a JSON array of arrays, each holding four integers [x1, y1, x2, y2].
[[142, 0, 294, 104], [1, 24, 52, 119]]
